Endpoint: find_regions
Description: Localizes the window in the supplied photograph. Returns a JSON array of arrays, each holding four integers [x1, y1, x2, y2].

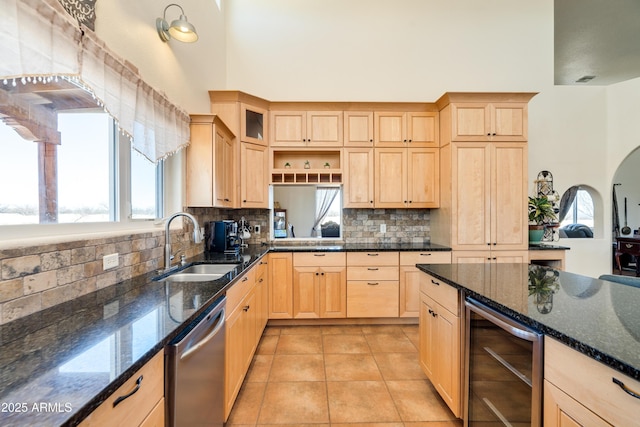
[[0, 111, 163, 228], [559, 187, 594, 238]]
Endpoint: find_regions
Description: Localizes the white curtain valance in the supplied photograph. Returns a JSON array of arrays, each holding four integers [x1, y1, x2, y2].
[[0, 0, 190, 162]]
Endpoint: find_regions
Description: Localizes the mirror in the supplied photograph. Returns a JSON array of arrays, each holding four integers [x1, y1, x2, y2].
[[272, 185, 342, 239]]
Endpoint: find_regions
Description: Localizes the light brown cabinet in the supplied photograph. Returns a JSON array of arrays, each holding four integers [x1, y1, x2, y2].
[[240, 142, 269, 208], [450, 102, 528, 142], [79, 352, 164, 427], [344, 111, 374, 147], [374, 111, 438, 147], [419, 273, 462, 418], [270, 110, 343, 147], [374, 147, 439, 208], [346, 252, 399, 318], [268, 252, 293, 319], [186, 114, 236, 208], [399, 251, 452, 317], [292, 252, 347, 318], [544, 337, 640, 427], [344, 147, 374, 208]]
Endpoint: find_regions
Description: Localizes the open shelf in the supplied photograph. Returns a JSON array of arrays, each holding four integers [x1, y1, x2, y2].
[[271, 170, 342, 184], [271, 149, 342, 184]]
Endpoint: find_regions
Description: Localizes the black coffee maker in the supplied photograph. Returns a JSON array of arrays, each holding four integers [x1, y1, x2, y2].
[[205, 220, 239, 254]]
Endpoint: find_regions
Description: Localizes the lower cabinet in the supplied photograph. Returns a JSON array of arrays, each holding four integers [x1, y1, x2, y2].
[[293, 252, 347, 318], [347, 252, 399, 318], [79, 351, 164, 427], [268, 252, 294, 319], [399, 251, 452, 317], [544, 337, 640, 426], [418, 273, 462, 418], [224, 259, 268, 420]]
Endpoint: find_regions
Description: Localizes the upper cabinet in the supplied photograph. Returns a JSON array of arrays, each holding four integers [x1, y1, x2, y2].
[[344, 111, 374, 147], [186, 114, 236, 208], [241, 103, 268, 146], [270, 110, 343, 147], [374, 111, 439, 147]]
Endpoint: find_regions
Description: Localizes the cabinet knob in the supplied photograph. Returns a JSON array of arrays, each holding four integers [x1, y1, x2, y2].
[[487, 133, 491, 136], [404, 139, 407, 143], [369, 139, 373, 142], [224, 198, 230, 202], [243, 305, 250, 311], [492, 133, 497, 136], [321, 272, 325, 276], [243, 200, 247, 203], [409, 139, 412, 142], [315, 272, 319, 276]]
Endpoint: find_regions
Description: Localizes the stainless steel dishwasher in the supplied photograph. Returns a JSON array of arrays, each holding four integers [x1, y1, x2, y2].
[[166, 295, 226, 427]]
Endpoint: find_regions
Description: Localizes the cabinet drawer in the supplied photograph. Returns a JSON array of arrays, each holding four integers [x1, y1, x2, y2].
[[347, 251, 399, 266], [400, 251, 451, 265], [419, 273, 459, 315], [79, 352, 164, 427], [545, 337, 640, 427], [226, 268, 256, 314], [294, 252, 346, 267], [347, 266, 399, 281], [347, 280, 399, 318]]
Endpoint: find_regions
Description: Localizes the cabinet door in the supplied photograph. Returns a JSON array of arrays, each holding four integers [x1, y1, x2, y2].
[[344, 148, 374, 208], [450, 103, 491, 141], [225, 306, 245, 419], [344, 111, 374, 147], [419, 292, 437, 380], [400, 266, 421, 317], [491, 103, 528, 142], [491, 143, 528, 249], [215, 128, 235, 207], [293, 266, 320, 318], [451, 143, 491, 249], [320, 266, 347, 318], [241, 142, 268, 208], [268, 253, 293, 319], [307, 111, 343, 146], [407, 148, 439, 208], [186, 119, 214, 207], [407, 112, 439, 147], [374, 112, 406, 146], [433, 305, 461, 418], [241, 103, 268, 146], [270, 111, 306, 146], [347, 281, 399, 318], [544, 381, 611, 427], [374, 148, 407, 208]]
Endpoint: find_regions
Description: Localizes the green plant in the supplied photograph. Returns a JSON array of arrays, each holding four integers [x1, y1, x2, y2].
[[528, 195, 557, 225], [528, 267, 560, 297]]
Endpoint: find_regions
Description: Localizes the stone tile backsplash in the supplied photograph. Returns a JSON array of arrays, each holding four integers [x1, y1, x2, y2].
[[0, 229, 201, 325]]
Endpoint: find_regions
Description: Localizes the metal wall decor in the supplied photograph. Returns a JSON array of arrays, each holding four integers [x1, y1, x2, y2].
[[58, 0, 97, 30], [534, 170, 560, 241]]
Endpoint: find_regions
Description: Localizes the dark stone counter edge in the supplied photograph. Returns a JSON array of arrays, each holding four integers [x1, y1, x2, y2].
[[416, 264, 640, 383], [528, 243, 571, 250], [267, 243, 452, 252]]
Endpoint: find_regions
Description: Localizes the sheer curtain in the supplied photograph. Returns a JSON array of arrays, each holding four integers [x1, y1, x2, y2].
[[311, 187, 339, 237], [0, 0, 190, 162]]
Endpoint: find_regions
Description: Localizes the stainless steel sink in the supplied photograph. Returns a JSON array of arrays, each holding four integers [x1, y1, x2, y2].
[[159, 264, 239, 282]]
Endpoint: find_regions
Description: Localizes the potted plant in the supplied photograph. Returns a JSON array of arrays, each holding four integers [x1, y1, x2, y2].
[[304, 160, 310, 169], [528, 266, 560, 314], [528, 195, 557, 242], [284, 162, 291, 169], [324, 162, 330, 169]]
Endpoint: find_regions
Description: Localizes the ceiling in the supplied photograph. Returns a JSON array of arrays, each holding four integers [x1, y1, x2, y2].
[[555, 0, 640, 85]]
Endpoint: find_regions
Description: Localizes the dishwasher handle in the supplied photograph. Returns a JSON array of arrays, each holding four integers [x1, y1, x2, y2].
[[180, 303, 226, 361]]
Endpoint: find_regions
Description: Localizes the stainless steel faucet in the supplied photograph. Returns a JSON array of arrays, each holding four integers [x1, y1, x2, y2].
[[164, 212, 202, 271]]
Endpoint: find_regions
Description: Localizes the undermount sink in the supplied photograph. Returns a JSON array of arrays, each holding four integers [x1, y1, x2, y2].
[[159, 264, 240, 282]]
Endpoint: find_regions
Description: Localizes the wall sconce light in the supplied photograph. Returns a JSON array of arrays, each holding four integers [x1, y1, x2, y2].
[[156, 3, 198, 43]]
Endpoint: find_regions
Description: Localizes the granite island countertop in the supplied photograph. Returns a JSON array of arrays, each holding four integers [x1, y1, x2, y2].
[[416, 263, 640, 381]]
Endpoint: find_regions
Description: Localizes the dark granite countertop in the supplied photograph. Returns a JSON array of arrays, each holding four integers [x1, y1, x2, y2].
[[0, 245, 269, 427], [528, 243, 571, 250], [416, 263, 640, 381], [268, 242, 452, 252]]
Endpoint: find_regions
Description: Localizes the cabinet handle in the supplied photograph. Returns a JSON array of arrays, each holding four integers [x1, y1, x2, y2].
[[492, 132, 496, 136], [613, 378, 640, 399], [493, 242, 497, 245], [113, 375, 143, 407], [243, 200, 247, 203], [367, 282, 379, 286], [487, 243, 491, 246], [367, 267, 379, 271], [432, 311, 437, 318], [243, 305, 250, 312], [487, 133, 491, 136], [224, 198, 230, 202], [314, 253, 326, 256], [420, 253, 432, 257], [315, 272, 319, 276], [367, 253, 379, 256], [321, 272, 325, 276], [428, 309, 434, 315], [431, 279, 440, 286], [409, 139, 412, 142], [242, 276, 249, 282], [487, 257, 492, 260]]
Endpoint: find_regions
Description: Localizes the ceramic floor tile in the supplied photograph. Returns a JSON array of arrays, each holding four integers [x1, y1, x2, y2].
[[263, 327, 282, 336], [374, 352, 427, 380], [361, 325, 408, 335], [245, 354, 273, 383], [322, 334, 371, 354], [324, 354, 383, 381], [327, 380, 401, 423], [365, 333, 418, 353], [279, 325, 323, 335], [386, 380, 457, 422], [275, 334, 323, 354], [404, 422, 463, 427], [330, 424, 404, 427], [321, 325, 364, 335], [269, 354, 325, 382], [257, 381, 329, 424], [403, 325, 420, 348], [256, 335, 279, 355], [226, 381, 266, 425]]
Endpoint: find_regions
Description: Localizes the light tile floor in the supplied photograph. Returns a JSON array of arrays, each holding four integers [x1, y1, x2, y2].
[[225, 324, 463, 427]]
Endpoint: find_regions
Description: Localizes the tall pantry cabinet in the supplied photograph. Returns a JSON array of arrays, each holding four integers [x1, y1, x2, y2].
[[430, 93, 536, 262]]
